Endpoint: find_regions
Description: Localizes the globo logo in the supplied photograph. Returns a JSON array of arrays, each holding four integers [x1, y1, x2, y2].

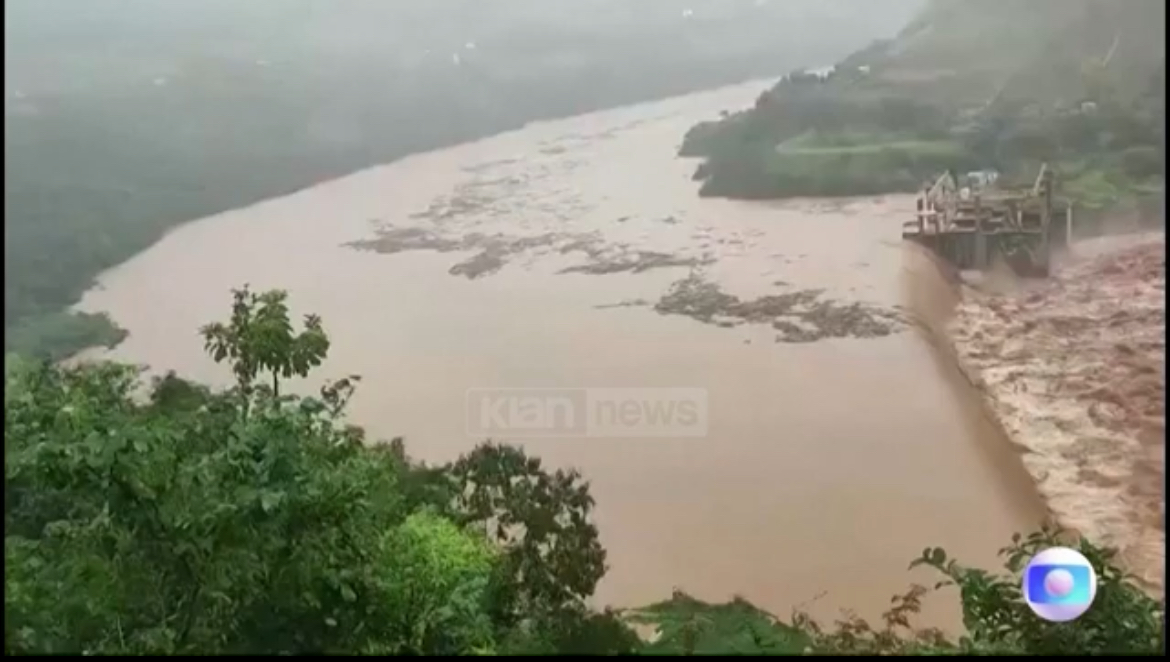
[[1023, 546, 1098, 622]]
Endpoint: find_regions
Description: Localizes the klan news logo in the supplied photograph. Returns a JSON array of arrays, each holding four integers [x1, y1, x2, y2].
[[466, 387, 708, 439]]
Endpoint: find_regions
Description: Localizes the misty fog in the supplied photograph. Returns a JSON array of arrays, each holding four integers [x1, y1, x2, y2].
[[5, 0, 921, 350]]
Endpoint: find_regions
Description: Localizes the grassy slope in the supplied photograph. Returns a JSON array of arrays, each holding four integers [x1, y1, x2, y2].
[[683, 0, 1165, 208]]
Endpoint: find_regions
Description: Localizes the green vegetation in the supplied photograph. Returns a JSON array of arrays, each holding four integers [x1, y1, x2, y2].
[[6, 287, 1163, 654], [694, 132, 980, 200], [4, 311, 126, 363], [683, 0, 1165, 215]]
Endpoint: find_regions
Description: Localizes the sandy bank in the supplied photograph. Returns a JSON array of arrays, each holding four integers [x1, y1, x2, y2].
[[948, 232, 1165, 594]]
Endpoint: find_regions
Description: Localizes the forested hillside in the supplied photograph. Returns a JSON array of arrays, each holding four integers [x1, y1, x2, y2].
[[4, 0, 924, 360], [6, 287, 1162, 654], [682, 0, 1165, 212]]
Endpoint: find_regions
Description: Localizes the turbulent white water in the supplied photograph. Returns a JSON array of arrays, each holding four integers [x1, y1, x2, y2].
[[949, 232, 1166, 595], [75, 81, 1045, 630]]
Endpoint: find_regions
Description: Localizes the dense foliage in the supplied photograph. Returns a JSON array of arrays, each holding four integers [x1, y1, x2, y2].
[[5, 288, 1162, 654], [682, 0, 1165, 216], [4, 0, 924, 361], [3, 287, 631, 655]]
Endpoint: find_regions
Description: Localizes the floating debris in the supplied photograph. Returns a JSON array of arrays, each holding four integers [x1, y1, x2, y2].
[[594, 298, 652, 310], [449, 250, 507, 279], [652, 273, 903, 342], [349, 224, 708, 280], [559, 251, 712, 276], [347, 226, 465, 254]]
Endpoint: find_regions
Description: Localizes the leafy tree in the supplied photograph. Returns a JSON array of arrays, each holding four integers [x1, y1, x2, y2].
[[443, 443, 608, 625], [365, 511, 499, 655], [200, 285, 329, 398], [4, 287, 628, 655], [5, 358, 409, 654], [5, 289, 485, 654]]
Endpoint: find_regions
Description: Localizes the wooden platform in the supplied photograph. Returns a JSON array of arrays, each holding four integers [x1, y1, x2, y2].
[[901, 164, 1070, 278]]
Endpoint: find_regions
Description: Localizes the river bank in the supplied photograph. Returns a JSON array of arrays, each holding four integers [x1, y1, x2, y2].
[[677, 0, 1164, 229], [71, 82, 1046, 631], [946, 231, 1165, 594]]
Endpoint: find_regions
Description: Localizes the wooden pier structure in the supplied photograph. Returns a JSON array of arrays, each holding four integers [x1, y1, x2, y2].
[[901, 164, 1072, 277]]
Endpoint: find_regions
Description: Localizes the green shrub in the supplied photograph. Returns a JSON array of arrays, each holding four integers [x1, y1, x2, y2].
[[4, 311, 126, 361], [630, 527, 1164, 655]]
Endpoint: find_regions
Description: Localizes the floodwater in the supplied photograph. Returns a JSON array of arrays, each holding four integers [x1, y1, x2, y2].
[[950, 232, 1166, 595], [75, 81, 1045, 630]]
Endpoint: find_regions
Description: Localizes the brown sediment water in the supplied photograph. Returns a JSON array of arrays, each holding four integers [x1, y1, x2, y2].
[[73, 80, 1046, 631], [947, 232, 1166, 596]]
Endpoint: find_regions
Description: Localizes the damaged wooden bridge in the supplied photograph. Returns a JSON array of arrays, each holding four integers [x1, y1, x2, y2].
[[902, 163, 1072, 277]]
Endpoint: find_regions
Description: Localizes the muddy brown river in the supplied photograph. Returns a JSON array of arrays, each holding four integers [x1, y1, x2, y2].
[[75, 81, 1046, 630]]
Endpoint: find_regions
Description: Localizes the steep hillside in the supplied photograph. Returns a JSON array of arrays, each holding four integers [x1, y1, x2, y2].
[[683, 0, 1165, 207]]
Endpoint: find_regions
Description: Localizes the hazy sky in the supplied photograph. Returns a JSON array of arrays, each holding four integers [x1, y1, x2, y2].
[[6, 0, 923, 96]]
